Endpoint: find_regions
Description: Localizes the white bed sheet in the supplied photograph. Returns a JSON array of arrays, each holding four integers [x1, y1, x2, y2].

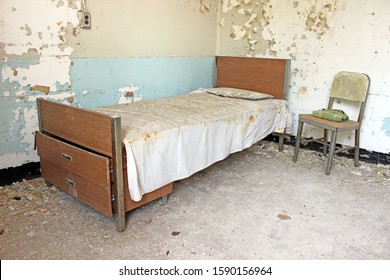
[[95, 89, 292, 201]]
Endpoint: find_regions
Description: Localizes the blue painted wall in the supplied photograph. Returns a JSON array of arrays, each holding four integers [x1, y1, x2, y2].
[[71, 56, 216, 108]]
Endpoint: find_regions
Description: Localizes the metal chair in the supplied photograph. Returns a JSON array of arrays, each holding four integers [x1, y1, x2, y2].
[[293, 71, 371, 175]]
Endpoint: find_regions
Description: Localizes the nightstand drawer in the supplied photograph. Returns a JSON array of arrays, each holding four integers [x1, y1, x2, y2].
[[36, 132, 111, 187]]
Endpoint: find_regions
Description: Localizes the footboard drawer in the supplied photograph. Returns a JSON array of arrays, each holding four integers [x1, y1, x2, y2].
[[36, 132, 113, 217]]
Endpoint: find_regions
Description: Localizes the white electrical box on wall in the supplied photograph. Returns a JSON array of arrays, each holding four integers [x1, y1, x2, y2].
[[80, 11, 91, 29]]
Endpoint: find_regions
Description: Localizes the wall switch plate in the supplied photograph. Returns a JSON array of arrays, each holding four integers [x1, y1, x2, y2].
[[80, 12, 91, 29]]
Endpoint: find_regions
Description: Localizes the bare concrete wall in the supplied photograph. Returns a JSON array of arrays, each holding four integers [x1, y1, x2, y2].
[[217, 0, 390, 154]]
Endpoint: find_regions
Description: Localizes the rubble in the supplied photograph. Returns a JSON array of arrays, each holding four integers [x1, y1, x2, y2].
[[1, 142, 388, 222], [0, 177, 59, 217], [0, 140, 388, 260], [248, 140, 390, 186]]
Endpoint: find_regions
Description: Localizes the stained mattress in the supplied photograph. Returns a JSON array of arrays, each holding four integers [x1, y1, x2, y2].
[[95, 89, 293, 201]]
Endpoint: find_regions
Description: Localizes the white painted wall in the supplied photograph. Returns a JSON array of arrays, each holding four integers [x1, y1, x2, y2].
[[217, 0, 390, 154], [72, 0, 217, 57]]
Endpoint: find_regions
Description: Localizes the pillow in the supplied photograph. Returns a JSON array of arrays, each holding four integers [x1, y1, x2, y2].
[[206, 87, 274, 100]]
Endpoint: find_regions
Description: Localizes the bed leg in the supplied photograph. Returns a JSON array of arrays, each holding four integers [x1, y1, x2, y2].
[[159, 195, 169, 206], [115, 177, 126, 232], [115, 210, 126, 232]]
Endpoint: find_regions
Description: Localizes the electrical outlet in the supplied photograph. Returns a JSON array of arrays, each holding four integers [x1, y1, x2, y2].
[[80, 12, 91, 29]]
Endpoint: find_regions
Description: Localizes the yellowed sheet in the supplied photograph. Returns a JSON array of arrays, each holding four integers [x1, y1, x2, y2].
[[95, 89, 292, 201]]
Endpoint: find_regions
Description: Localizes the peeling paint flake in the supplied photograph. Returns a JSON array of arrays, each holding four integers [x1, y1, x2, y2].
[[0, 0, 81, 56], [304, 5, 332, 39], [324, 3, 333, 11], [222, 0, 242, 14], [30, 85, 50, 95], [2, 56, 73, 92], [118, 85, 140, 104], [230, 25, 247, 40], [247, 13, 258, 24], [199, 0, 211, 14]]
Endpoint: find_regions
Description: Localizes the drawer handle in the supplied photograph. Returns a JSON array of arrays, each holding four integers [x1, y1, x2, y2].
[[61, 153, 72, 161], [65, 178, 75, 187]]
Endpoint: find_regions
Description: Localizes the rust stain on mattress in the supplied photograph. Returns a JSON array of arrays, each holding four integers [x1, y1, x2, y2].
[[249, 115, 255, 122]]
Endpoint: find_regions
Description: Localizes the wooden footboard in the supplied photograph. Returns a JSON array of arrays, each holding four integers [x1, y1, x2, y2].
[[36, 98, 126, 231]]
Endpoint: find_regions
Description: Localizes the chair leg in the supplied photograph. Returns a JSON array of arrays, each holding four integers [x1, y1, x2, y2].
[[293, 121, 304, 162], [326, 131, 337, 175], [354, 129, 360, 167]]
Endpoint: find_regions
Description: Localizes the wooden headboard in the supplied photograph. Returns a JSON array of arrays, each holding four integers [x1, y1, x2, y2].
[[216, 56, 291, 99]]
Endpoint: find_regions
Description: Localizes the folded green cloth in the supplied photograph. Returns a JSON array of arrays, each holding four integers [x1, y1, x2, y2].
[[312, 109, 349, 122]]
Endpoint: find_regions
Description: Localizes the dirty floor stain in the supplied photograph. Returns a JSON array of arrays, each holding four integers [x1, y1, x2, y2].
[[0, 141, 389, 259]]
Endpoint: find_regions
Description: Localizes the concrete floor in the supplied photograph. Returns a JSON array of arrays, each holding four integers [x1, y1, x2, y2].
[[0, 141, 389, 260]]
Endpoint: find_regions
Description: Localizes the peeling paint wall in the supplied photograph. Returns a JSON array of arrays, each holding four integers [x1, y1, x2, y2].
[[2, 0, 389, 170], [1, 0, 82, 169], [217, 0, 390, 154], [0, 0, 217, 169]]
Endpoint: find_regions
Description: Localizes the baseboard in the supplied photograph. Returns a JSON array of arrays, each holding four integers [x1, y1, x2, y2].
[[267, 134, 390, 165], [0, 162, 41, 186]]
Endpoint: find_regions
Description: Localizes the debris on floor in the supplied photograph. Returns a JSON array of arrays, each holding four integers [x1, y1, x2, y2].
[[1, 141, 388, 224], [249, 141, 390, 186], [0, 178, 59, 218], [277, 211, 292, 221], [0, 141, 389, 259]]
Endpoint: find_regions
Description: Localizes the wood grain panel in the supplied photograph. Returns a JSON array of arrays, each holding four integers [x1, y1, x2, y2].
[[40, 159, 113, 217], [38, 98, 114, 157], [36, 132, 111, 187], [216, 56, 289, 99], [123, 182, 173, 212]]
